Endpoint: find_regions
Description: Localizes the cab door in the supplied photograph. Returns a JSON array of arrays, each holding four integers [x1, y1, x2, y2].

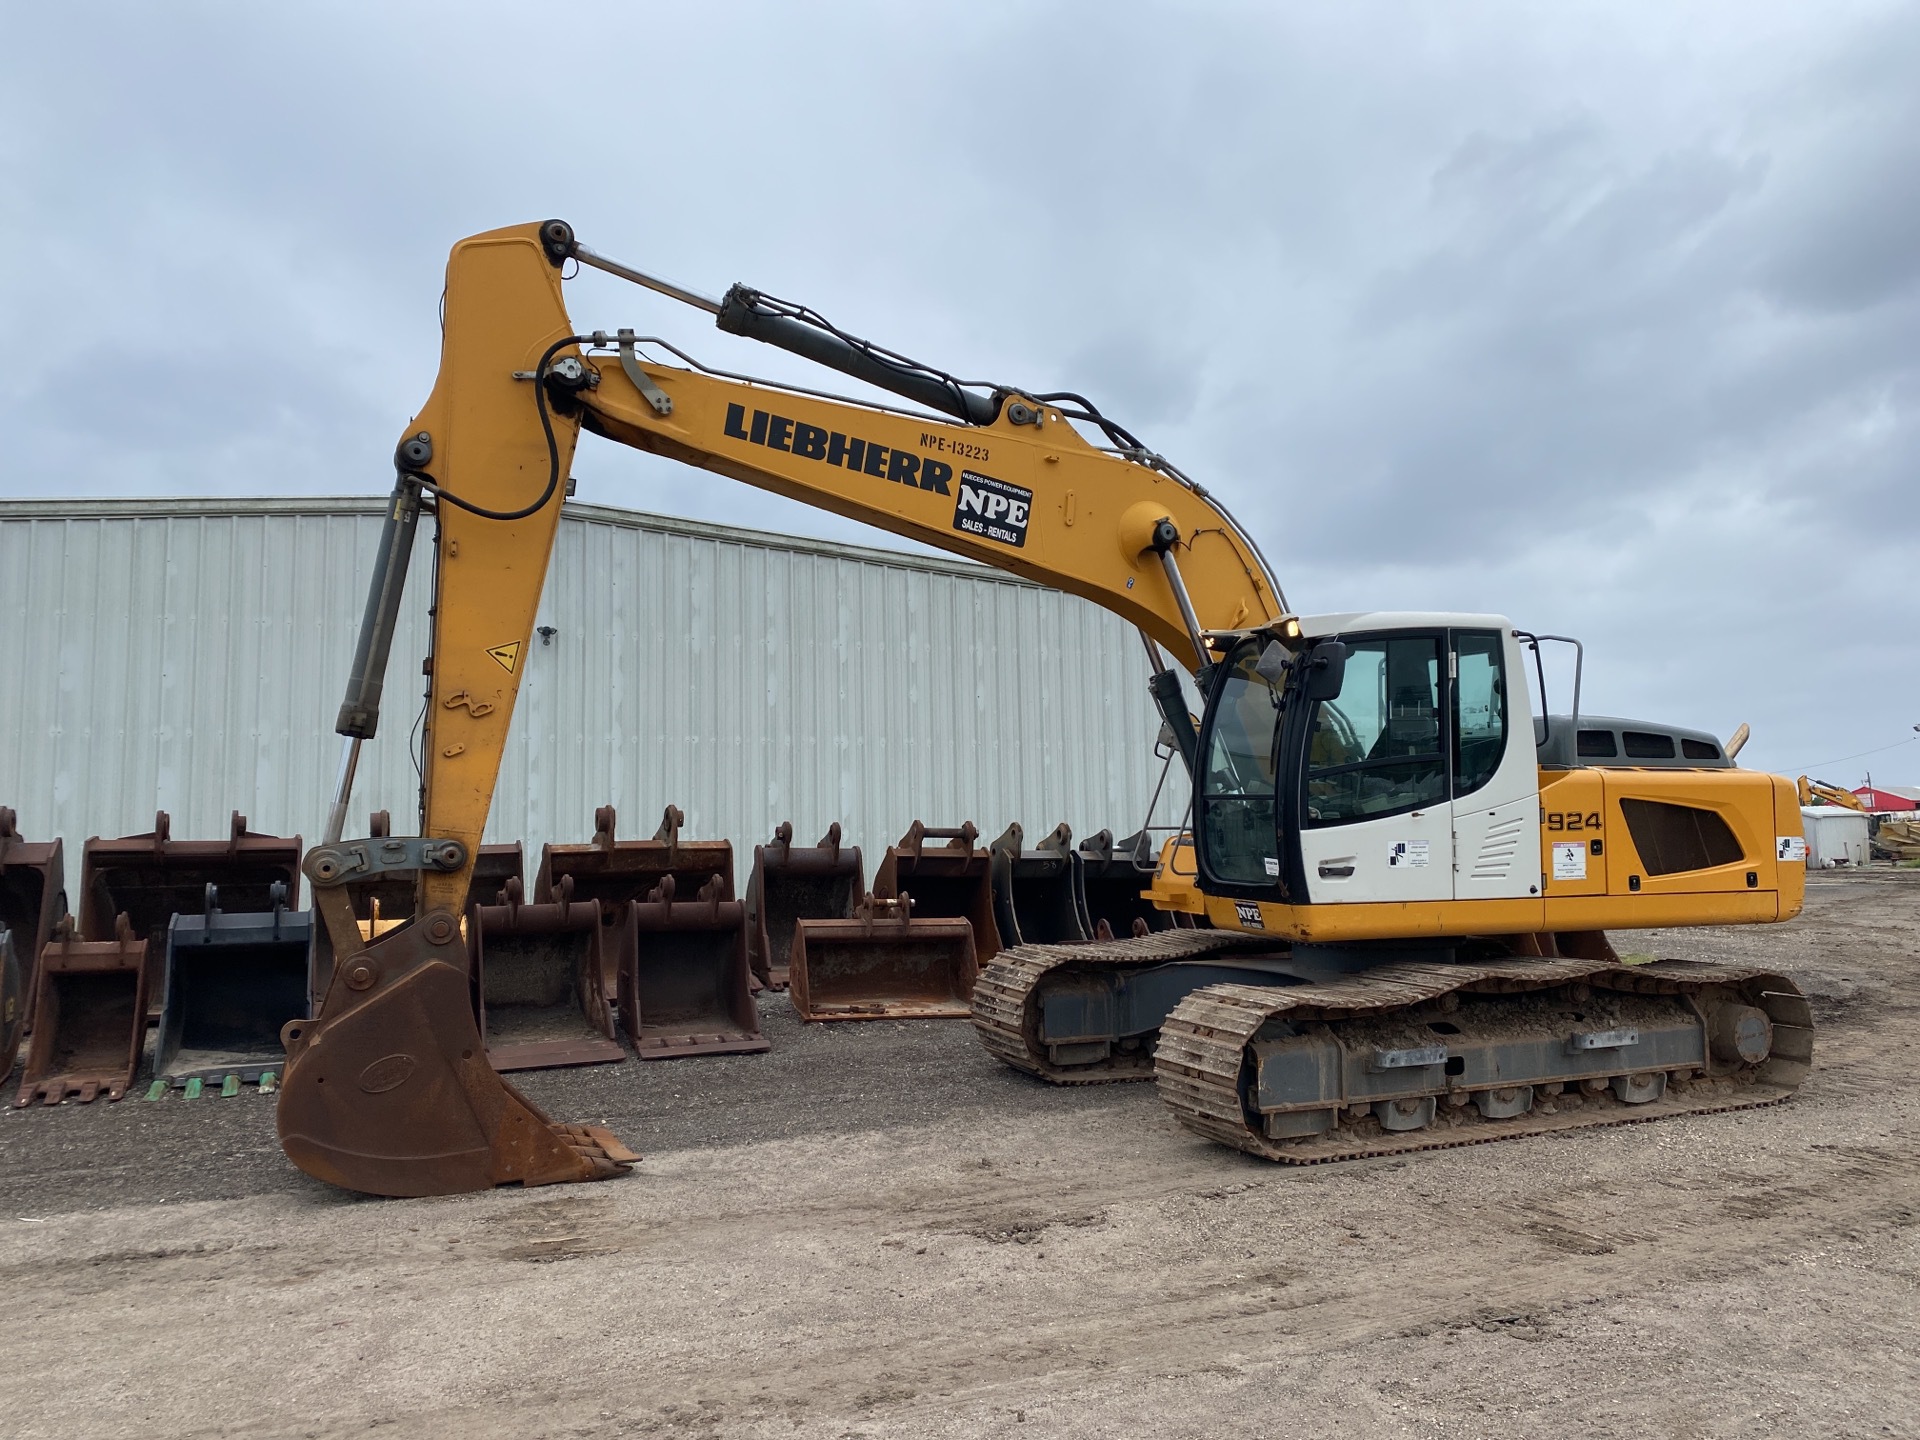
[[1293, 632, 1454, 904], [1449, 628, 1542, 901]]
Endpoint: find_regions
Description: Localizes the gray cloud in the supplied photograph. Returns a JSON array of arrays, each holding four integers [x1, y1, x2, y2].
[[1, 0, 1914, 782]]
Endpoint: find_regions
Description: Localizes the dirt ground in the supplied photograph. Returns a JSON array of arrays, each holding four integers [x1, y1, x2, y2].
[[2, 871, 1916, 1440]]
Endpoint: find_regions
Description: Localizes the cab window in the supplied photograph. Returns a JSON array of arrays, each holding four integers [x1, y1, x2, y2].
[[1303, 635, 1446, 826], [1453, 630, 1508, 797], [1198, 644, 1282, 884]]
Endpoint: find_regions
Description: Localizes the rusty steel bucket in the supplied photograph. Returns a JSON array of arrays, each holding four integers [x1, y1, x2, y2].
[[81, 811, 302, 1017], [14, 916, 149, 1105], [0, 808, 66, 1039], [620, 874, 767, 1059], [0, 930, 22, 1081], [746, 821, 862, 991], [872, 822, 1000, 970], [471, 878, 625, 1072], [539, 804, 733, 1002], [789, 894, 977, 1021], [1076, 829, 1176, 939], [154, 883, 312, 1090], [990, 822, 1092, 947]]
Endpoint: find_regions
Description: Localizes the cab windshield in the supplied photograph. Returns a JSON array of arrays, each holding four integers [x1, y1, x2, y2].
[[1198, 642, 1284, 885]]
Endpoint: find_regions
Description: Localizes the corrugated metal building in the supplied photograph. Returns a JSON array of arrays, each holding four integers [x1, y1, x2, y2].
[[0, 498, 1185, 866]]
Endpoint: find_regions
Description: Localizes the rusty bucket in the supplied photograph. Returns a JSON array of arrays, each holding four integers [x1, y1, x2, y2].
[[470, 878, 625, 1072], [539, 804, 733, 1001], [746, 822, 862, 991], [14, 915, 149, 1105], [872, 822, 1000, 969], [990, 822, 1092, 947], [789, 894, 977, 1021], [0, 808, 66, 1038], [620, 874, 767, 1059], [0, 930, 21, 1080], [81, 811, 302, 1017], [1076, 829, 1174, 939], [154, 883, 313, 1089]]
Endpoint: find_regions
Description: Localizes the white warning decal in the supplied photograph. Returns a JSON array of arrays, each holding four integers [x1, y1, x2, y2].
[[1552, 841, 1587, 881], [1388, 840, 1430, 869], [1777, 835, 1807, 863]]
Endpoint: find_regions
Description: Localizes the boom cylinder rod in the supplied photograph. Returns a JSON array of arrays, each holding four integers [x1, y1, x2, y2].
[[334, 479, 422, 741], [571, 242, 723, 316], [324, 737, 361, 846], [1155, 545, 1210, 673]]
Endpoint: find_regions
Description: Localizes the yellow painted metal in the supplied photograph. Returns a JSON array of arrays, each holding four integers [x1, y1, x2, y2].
[[1146, 836, 1207, 915], [403, 225, 581, 916], [1797, 774, 1868, 812], [579, 360, 1280, 662], [399, 222, 1281, 917]]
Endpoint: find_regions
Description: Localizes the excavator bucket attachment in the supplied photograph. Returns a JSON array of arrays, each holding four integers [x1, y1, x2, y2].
[[1077, 829, 1178, 938], [790, 894, 976, 1020], [154, 883, 312, 1090], [872, 821, 1001, 969], [990, 822, 1092, 947], [15, 915, 149, 1105], [745, 821, 862, 990], [471, 878, 625, 1072], [538, 804, 733, 1001], [620, 874, 767, 1058], [80, 811, 303, 1016], [277, 892, 638, 1198], [0, 930, 22, 1081], [0, 808, 66, 1038]]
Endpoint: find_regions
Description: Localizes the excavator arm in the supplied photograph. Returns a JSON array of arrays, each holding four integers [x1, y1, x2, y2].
[[278, 220, 1285, 1196]]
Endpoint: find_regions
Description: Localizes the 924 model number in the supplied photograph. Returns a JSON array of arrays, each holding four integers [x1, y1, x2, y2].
[[1546, 811, 1603, 832]]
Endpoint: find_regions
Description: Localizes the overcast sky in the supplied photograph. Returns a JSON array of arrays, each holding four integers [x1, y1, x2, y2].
[[3, 2, 1915, 785]]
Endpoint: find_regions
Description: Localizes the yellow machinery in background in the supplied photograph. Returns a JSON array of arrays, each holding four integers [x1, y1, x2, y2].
[[277, 222, 1811, 1195]]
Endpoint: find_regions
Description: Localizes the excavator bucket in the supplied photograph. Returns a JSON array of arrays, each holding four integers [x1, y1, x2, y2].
[[0, 808, 66, 1038], [80, 811, 303, 1016], [15, 915, 149, 1105], [990, 822, 1092, 947], [154, 883, 312, 1090], [471, 878, 625, 1072], [1077, 828, 1179, 938], [538, 804, 733, 1001], [745, 821, 863, 990], [872, 821, 1001, 970], [0, 930, 22, 1081], [789, 893, 976, 1020], [620, 874, 767, 1058]]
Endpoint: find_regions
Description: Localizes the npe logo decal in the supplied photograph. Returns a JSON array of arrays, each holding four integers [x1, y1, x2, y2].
[[951, 471, 1033, 548]]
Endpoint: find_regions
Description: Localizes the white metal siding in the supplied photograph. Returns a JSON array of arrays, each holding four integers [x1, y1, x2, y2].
[[0, 499, 1185, 869]]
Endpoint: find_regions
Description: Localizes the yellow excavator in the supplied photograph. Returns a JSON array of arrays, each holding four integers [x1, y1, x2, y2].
[[277, 221, 1812, 1195], [1797, 776, 1868, 812]]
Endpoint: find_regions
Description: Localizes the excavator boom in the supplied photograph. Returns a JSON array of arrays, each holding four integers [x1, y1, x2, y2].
[[279, 221, 1284, 1195]]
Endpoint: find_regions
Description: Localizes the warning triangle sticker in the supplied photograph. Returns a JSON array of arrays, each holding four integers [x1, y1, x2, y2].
[[486, 640, 521, 674]]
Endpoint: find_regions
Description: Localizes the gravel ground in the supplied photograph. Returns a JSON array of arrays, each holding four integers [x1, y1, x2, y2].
[[2, 870, 1915, 1439]]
